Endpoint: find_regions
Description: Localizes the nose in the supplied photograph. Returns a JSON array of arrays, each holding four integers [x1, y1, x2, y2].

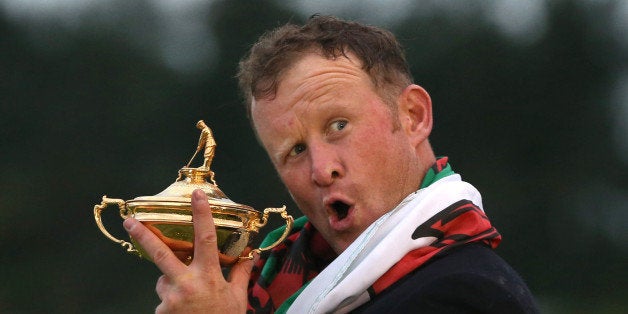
[[309, 142, 343, 186]]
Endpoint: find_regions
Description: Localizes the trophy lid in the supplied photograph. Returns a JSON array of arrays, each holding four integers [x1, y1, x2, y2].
[[125, 120, 254, 212], [127, 167, 251, 209]]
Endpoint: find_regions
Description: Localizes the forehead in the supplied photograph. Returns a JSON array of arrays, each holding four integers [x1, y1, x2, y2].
[[252, 52, 370, 112], [283, 52, 367, 90]]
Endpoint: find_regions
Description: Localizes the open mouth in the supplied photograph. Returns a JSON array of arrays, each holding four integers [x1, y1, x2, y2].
[[331, 201, 350, 220]]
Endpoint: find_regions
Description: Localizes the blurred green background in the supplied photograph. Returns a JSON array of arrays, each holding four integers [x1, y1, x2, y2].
[[1, 0, 626, 313]]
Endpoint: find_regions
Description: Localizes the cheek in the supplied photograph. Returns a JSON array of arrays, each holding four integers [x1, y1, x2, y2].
[[351, 128, 413, 190], [351, 125, 398, 162], [278, 167, 315, 206]]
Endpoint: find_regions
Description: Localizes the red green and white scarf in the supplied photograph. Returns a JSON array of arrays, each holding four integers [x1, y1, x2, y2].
[[247, 157, 501, 313]]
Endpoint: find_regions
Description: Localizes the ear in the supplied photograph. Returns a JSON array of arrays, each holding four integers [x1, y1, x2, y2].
[[397, 84, 433, 146]]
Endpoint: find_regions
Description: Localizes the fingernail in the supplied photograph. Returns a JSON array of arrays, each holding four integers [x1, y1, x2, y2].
[[192, 189, 206, 203], [123, 218, 135, 232]]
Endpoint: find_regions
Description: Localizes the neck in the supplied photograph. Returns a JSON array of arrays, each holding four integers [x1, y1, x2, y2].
[[415, 141, 436, 189]]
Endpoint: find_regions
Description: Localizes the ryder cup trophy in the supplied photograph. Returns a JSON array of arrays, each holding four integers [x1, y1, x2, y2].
[[94, 120, 293, 266]]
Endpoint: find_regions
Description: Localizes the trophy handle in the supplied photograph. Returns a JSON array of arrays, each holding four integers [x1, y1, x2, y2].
[[243, 206, 294, 260], [94, 196, 139, 255]]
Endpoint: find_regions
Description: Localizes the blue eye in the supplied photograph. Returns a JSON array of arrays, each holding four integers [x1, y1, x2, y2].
[[289, 143, 306, 156], [332, 120, 347, 131]]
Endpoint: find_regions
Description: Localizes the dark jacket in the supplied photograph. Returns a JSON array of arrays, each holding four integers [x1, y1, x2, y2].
[[353, 243, 539, 313]]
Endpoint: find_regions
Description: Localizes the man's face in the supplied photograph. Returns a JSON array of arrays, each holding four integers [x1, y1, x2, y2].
[[251, 53, 422, 253]]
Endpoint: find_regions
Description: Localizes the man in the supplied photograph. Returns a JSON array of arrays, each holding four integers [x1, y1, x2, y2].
[[124, 15, 539, 313]]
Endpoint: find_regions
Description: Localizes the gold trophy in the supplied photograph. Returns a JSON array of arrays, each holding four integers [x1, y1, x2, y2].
[[94, 120, 293, 266]]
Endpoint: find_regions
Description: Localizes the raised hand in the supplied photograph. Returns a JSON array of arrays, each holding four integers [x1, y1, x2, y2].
[[123, 189, 255, 313]]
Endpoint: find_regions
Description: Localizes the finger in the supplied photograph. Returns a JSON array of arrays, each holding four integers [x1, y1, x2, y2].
[[155, 303, 167, 314], [123, 218, 186, 277], [228, 250, 258, 291], [155, 275, 169, 301], [190, 189, 222, 273]]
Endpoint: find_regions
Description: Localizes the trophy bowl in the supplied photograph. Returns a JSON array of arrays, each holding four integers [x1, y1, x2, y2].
[[94, 121, 293, 266]]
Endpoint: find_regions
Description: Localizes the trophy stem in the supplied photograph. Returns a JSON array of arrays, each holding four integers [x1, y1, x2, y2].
[[178, 167, 216, 185]]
